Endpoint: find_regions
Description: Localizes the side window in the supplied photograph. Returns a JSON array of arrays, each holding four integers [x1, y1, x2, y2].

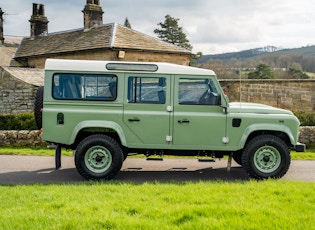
[[128, 77, 166, 104], [53, 74, 117, 101], [178, 78, 220, 105]]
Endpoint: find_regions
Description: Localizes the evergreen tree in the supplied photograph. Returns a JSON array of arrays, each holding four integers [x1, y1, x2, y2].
[[154, 15, 192, 51], [124, 17, 131, 29], [248, 63, 275, 79], [288, 66, 309, 79]]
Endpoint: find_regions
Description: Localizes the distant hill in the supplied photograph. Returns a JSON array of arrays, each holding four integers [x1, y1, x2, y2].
[[200, 45, 315, 63], [275, 45, 315, 57]]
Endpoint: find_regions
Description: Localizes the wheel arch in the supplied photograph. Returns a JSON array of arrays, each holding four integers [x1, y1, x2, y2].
[[239, 124, 295, 150], [69, 121, 127, 149]]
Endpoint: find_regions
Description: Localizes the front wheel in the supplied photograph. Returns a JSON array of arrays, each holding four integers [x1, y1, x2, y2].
[[75, 134, 124, 180], [242, 135, 290, 180]]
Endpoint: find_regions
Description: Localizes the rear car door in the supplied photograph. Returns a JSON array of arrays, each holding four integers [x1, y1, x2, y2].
[[123, 74, 172, 148]]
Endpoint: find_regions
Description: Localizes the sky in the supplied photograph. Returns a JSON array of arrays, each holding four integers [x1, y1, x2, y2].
[[1, 0, 314, 54]]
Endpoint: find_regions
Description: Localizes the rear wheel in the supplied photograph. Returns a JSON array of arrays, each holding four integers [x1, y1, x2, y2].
[[242, 135, 290, 180], [75, 134, 124, 180]]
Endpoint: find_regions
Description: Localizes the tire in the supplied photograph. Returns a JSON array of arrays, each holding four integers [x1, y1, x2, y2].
[[75, 134, 124, 180], [232, 151, 243, 166], [34, 86, 44, 130], [242, 135, 290, 180]]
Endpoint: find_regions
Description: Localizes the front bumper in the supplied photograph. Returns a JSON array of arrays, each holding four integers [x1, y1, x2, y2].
[[294, 142, 306, 152]]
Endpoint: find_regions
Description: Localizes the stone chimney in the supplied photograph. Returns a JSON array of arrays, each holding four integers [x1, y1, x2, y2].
[[82, 0, 104, 29], [0, 8, 4, 45], [29, 3, 49, 37]]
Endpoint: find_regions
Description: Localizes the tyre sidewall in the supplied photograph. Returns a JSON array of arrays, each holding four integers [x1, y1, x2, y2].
[[75, 135, 123, 180], [232, 151, 243, 166], [34, 86, 44, 130]]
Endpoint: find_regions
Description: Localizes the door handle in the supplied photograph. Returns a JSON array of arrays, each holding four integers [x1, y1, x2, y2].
[[178, 119, 190, 124], [128, 118, 140, 122]]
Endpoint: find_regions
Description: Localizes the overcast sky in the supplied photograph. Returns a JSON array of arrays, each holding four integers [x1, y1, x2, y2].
[[1, 0, 314, 54]]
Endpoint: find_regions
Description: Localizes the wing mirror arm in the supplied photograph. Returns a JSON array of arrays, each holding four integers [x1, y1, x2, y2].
[[222, 105, 228, 114], [219, 94, 228, 114]]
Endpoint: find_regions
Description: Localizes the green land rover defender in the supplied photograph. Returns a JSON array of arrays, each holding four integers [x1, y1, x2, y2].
[[34, 59, 305, 180]]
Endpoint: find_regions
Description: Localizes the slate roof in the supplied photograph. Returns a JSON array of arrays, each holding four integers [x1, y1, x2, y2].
[[0, 46, 16, 66], [2, 66, 44, 86], [14, 23, 191, 59], [0, 36, 23, 66]]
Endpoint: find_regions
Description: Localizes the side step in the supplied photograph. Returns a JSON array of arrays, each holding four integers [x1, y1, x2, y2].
[[146, 152, 164, 161], [198, 158, 215, 162], [146, 157, 163, 161]]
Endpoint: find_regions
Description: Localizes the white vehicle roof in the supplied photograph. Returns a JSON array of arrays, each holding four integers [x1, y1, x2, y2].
[[45, 59, 215, 76]]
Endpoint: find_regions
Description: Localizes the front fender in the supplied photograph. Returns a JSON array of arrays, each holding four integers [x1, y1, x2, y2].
[[239, 123, 296, 149], [69, 120, 127, 146]]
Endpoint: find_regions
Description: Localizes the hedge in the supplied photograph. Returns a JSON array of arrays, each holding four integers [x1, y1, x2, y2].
[[0, 113, 37, 130], [293, 111, 315, 126]]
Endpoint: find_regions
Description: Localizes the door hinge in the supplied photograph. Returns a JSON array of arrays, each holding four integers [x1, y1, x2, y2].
[[167, 105, 173, 112], [222, 137, 229, 144]]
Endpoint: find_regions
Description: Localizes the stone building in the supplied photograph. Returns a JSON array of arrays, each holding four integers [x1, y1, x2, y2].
[[0, 67, 43, 114], [0, 1, 191, 115], [14, 1, 192, 68], [29, 3, 49, 37]]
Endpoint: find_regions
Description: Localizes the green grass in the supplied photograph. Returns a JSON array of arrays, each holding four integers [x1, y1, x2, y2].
[[0, 181, 314, 229], [0, 147, 73, 156], [291, 150, 315, 160], [306, 72, 315, 78], [1, 147, 315, 160]]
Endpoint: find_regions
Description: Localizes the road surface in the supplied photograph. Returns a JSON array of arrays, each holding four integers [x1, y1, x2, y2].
[[0, 155, 314, 184]]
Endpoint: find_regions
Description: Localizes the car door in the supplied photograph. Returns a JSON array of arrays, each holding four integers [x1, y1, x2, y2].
[[172, 76, 227, 150], [123, 74, 172, 147]]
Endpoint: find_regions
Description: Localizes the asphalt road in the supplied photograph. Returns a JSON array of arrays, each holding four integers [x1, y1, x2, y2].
[[0, 155, 314, 184]]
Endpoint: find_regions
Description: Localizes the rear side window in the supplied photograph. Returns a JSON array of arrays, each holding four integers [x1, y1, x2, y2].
[[53, 73, 117, 101], [127, 77, 166, 104]]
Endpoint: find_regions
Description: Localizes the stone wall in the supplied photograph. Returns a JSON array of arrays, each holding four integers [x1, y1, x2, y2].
[[0, 68, 38, 114], [0, 130, 44, 146], [220, 79, 315, 112], [0, 127, 313, 147], [299, 126, 315, 146]]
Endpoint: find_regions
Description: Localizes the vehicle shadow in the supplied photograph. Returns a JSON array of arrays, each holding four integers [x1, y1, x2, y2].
[[118, 166, 249, 183], [0, 166, 249, 185]]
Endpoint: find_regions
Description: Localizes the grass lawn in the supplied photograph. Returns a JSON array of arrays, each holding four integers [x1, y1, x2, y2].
[[0, 180, 314, 230]]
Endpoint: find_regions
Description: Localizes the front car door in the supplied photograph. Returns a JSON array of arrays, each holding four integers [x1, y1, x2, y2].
[[172, 76, 227, 150]]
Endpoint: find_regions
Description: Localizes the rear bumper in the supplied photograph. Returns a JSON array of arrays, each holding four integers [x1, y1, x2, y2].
[[293, 142, 306, 152]]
